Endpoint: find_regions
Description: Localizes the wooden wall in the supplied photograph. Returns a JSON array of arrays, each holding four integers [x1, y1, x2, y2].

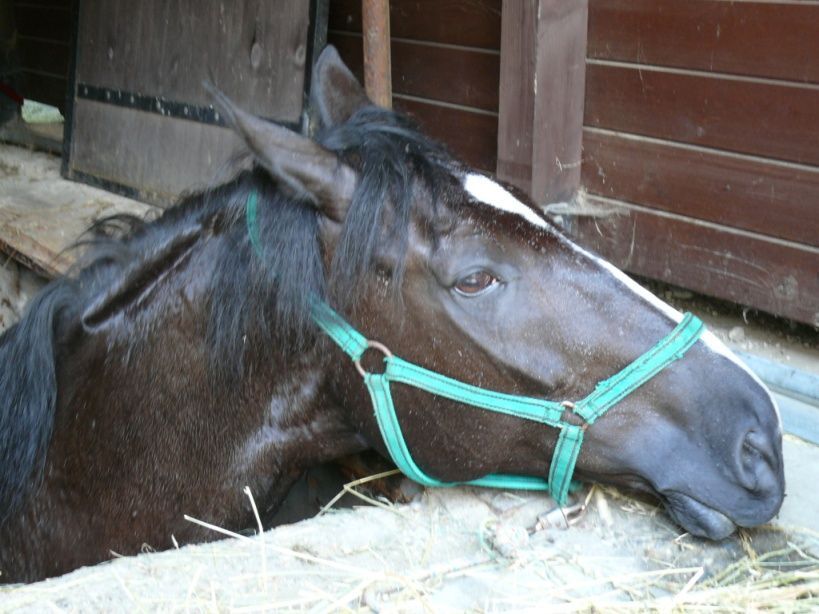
[[327, 0, 501, 172], [11, 0, 72, 110], [575, 0, 819, 326]]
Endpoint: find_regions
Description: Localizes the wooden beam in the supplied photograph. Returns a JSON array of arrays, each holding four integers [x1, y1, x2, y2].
[[497, 0, 588, 204], [497, 0, 537, 194], [361, 0, 392, 108], [0, 144, 157, 278]]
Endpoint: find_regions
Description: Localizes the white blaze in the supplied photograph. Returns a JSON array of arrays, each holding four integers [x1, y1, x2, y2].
[[461, 173, 782, 427], [463, 173, 548, 229]]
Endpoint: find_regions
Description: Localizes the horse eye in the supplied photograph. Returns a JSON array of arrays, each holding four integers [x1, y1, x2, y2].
[[453, 271, 498, 296]]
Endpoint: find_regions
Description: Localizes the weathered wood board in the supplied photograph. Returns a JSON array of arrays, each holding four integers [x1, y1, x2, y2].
[[569, 197, 819, 327], [0, 144, 157, 277], [582, 128, 819, 247], [65, 0, 325, 206]]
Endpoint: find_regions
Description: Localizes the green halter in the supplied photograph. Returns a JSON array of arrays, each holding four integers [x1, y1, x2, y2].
[[311, 302, 703, 505], [246, 191, 705, 505]]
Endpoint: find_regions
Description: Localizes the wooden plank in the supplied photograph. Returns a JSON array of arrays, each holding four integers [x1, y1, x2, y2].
[[328, 32, 500, 112], [0, 144, 156, 277], [0, 115, 63, 154], [584, 63, 819, 167], [12, 2, 71, 43], [74, 0, 309, 122], [495, 0, 536, 193], [17, 38, 70, 78], [568, 199, 819, 326], [588, 0, 819, 85], [582, 129, 819, 247], [530, 0, 588, 204], [394, 96, 498, 172], [69, 99, 245, 206], [329, 0, 501, 49], [497, 0, 588, 203]]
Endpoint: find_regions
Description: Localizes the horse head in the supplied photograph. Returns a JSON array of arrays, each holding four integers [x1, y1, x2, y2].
[[0, 46, 786, 583], [215, 46, 785, 540]]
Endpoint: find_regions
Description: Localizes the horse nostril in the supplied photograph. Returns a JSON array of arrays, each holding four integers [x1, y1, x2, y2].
[[738, 430, 774, 492]]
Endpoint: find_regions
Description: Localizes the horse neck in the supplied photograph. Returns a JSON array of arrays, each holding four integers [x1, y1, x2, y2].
[[69, 242, 361, 501]]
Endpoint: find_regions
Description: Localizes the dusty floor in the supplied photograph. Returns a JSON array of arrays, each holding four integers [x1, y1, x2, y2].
[[1, 478, 816, 611], [780, 435, 819, 532]]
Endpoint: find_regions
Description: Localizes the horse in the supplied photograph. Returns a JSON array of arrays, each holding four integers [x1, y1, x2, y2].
[[0, 46, 784, 583]]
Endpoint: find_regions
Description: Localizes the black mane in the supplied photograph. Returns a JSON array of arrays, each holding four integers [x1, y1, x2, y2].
[[0, 281, 77, 519], [72, 105, 456, 368], [205, 106, 456, 377], [0, 105, 458, 516]]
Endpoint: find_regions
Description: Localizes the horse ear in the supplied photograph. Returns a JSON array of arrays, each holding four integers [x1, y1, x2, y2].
[[81, 225, 203, 330], [311, 45, 372, 128], [205, 83, 356, 221]]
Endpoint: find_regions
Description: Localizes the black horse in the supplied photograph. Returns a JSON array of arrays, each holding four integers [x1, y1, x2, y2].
[[0, 47, 784, 583]]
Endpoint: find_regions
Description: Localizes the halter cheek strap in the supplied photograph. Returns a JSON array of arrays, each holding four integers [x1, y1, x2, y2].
[[311, 301, 704, 505], [246, 191, 705, 505]]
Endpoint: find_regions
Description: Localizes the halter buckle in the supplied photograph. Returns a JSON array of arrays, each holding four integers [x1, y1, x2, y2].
[[354, 340, 394, 377]]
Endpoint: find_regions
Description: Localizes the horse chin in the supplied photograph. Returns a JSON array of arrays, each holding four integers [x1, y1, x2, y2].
[[661, 491, 737, 540]]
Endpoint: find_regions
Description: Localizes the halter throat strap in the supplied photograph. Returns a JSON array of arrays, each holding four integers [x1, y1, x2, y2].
[[311, 301, 704, 505]]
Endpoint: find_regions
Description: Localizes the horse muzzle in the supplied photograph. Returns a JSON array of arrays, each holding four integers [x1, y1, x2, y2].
[[660, 396, 785, 540]]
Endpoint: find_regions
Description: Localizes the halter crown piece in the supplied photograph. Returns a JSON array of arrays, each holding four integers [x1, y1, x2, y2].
[[246, 192, 705, 505]]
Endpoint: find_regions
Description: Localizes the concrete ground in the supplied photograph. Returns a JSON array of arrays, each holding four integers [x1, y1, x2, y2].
[[780, 435, 819, 532]]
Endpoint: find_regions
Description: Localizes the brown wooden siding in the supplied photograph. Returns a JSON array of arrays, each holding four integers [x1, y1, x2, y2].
[[12, 0, 72, 111], [583, 130, 819, 247], [587, 0, 819, 85], [571, 204, 818, 325], [578, 0, 819, 326], [329, 0, 501, 50], [328, 0, 501, 172], [584, 63, 819, 168]]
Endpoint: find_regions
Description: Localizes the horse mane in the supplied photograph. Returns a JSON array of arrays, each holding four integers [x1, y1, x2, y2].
[[0, 280, 78, 519], [206, 105, 456, 379], [73, 104, 455, 375], [0, 105, 457, 516]]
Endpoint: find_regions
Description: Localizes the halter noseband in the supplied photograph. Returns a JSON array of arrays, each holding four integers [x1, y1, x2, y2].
[[312, 302, 703, 505], [246, 191, 705, 505]]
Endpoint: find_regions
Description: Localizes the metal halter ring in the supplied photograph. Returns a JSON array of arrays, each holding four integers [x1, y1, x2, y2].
[[560, 400, 589, 431], [354, 340, 394, 377]]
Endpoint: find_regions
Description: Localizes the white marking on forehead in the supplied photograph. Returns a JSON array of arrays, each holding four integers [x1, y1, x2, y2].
[[566, 239, 781, 428], [461, 172, 780, 427], [463, 173, 548, 229]]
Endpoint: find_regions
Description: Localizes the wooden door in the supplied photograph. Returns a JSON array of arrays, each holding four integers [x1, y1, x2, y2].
[[64, 0, 327, 206]]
